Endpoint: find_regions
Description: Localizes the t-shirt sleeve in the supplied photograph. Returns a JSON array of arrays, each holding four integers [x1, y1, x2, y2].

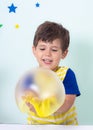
[[63, 68, 81, 96]]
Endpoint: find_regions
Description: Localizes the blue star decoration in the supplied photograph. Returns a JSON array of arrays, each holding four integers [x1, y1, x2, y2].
[[35, 2, 40, 7], [8, 3, 17, 13]]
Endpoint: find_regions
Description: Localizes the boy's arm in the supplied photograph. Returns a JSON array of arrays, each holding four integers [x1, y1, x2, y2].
[[55, 94, 76, 114]]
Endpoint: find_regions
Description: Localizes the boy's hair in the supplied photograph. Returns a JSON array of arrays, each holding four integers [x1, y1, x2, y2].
[[33, 21, 70, 52]]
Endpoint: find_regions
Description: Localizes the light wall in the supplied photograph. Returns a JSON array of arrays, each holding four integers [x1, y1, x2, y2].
[[0, 0, 93, 124]]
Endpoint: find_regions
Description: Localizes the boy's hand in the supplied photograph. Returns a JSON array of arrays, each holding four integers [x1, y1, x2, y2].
[[26, 102, 36, 113]]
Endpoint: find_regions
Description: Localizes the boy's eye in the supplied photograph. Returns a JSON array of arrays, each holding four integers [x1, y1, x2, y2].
[[52, 49, 58, 52], [39, 48, 45, 50]]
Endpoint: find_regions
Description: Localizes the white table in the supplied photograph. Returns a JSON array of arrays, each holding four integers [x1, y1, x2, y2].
[[0, 124, 93, 130]]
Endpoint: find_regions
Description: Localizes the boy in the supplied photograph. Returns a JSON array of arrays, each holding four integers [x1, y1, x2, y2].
[[27, 21, 80, 125]]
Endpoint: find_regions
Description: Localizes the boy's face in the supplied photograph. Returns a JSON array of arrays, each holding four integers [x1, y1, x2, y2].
[[32, 39, 68, 71]]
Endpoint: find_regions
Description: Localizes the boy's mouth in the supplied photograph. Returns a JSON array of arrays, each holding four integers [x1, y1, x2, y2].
[[42, 59, 52, 64]]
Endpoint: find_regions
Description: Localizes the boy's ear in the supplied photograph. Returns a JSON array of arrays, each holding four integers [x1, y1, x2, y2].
[[61, 49, 68, 59], [32, 46, 36, 56]]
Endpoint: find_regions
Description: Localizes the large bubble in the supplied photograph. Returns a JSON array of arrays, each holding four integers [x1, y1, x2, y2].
[[15, 67, 65, 117]]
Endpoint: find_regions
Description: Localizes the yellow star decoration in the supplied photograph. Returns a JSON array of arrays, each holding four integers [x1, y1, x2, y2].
[[15, 24, 20, 29]]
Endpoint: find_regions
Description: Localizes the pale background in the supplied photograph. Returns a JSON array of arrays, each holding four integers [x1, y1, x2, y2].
[[0, 0, 93, 125]]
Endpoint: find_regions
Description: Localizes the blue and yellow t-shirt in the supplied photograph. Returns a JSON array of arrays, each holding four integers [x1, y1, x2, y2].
[[24, 66, 80, 125], [26, 66, 81, 125], [56, 66, 80, 96]]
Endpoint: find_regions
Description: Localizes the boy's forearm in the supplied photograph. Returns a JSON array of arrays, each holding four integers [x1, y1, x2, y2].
[[55, 95, 76, 114]]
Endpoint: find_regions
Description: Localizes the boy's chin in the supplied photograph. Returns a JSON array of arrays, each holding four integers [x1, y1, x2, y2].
[[40, 66, 57, 71], [39, 66, 51, 70]]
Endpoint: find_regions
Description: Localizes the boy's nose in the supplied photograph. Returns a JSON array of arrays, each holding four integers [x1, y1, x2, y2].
[[45, 49, 51, 56]]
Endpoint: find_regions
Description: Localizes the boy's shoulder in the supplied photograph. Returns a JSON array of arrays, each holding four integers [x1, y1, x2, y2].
[[55, 66, 76, 81], [56, 66, 68, 72], [55, 66, 69, 81]]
